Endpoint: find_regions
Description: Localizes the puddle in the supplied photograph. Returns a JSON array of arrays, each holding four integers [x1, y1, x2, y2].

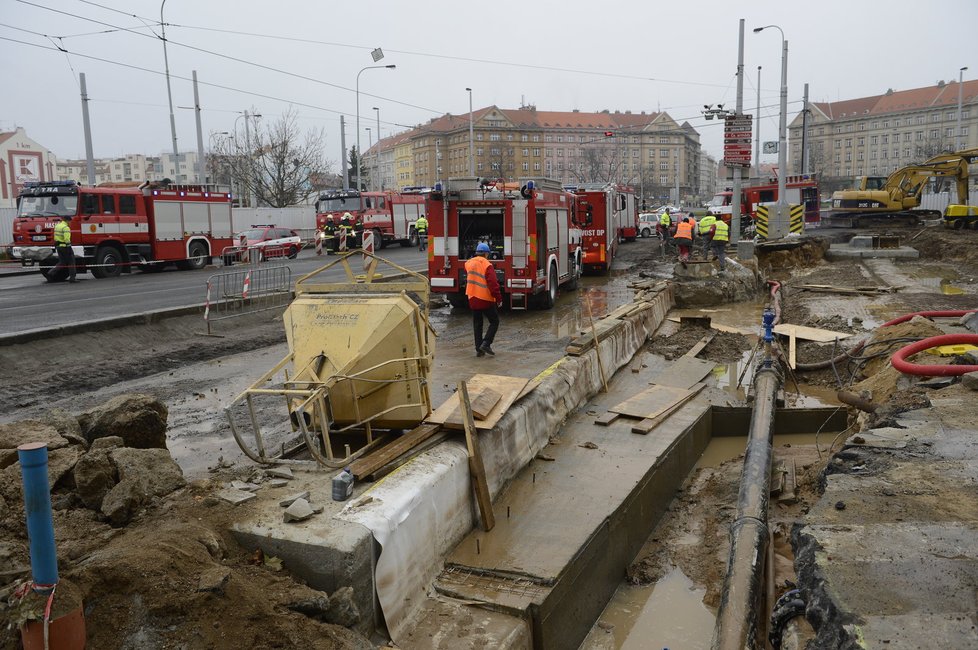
[[713, 351, 839, 408], [940, 280, 965, 295], [695, 433, 826, 469], [580, 566, 714, 650]]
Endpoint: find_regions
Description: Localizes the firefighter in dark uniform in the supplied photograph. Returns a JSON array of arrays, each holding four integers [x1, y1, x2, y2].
[[321, 214, 338, 253], [50, 212, 77, 283], [353, 216, 365, 249]]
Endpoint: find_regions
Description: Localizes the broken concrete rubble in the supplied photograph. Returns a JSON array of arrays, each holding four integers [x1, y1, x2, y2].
[[79, 393, 169, 449], [100, 447, 186, 525], [284, 498, 315, 522]]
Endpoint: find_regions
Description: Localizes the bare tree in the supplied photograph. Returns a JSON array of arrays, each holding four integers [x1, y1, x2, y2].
[[214, 108, 332, 207]]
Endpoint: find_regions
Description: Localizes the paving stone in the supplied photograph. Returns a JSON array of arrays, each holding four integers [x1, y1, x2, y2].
[[265, 466, 294, 479], [230, 480, 260, 492], [216, 488, 257, 505], [961, 371, 978, 390], [266, 479, 289, 488], [279, 490, 310, 508], [284, 498, 315, 522]]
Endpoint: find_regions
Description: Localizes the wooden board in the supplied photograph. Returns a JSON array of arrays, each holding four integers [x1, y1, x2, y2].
[[631, 383, 704, 434], [458, 381, 494, 532], [788, 327, 797, 370], [349, 423, 443, 480], [609, 384, 694, 420], [667, 316, 753, 336], [648, 356, 715, 390], [470, 388, 501, 420], [426, 374, 530, 431], [683, 331, 717, 359], [773, 323, 852, 342], [593, 411, 621, 427]]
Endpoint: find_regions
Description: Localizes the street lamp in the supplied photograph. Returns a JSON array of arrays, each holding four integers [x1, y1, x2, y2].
[[356, 62, 396, 207], [160, 0, 180, 166], [958, 66, 969, 151], [466, 87, 474, 175], [373, 106, 381, 190], [754, 66, 761, 178], [754, 24, 788, 237], [365, 127, 372, 191], [234, 111, 261, 208]]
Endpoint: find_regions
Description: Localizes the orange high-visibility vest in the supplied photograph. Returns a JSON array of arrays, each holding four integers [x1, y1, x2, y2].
[[675, 221, 694, 240], [464, 255, 495, 302]]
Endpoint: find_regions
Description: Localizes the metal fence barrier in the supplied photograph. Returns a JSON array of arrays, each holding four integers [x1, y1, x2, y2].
[[204, 263, 292, 334]]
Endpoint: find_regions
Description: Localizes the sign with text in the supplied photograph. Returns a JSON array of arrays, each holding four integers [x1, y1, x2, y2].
[[723, 114, 753, 167]]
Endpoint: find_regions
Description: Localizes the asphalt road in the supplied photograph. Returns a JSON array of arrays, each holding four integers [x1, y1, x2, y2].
[[0, 246, 429, 336]]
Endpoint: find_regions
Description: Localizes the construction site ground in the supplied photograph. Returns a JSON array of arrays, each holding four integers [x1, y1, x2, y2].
[[1, 223, 977, 649]]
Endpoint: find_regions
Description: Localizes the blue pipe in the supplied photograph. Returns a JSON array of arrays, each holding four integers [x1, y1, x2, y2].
[[17, 442, 59, 592]]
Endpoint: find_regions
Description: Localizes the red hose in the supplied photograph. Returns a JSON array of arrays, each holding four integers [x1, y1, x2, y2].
[[881, 310, 975, 327], [890, 334, 978, 376]]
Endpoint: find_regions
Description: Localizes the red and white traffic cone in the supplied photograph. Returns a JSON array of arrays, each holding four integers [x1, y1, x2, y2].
[[315, 233, 323, 256], [362, 230, 374, 269], [339, 230, 347, 253]]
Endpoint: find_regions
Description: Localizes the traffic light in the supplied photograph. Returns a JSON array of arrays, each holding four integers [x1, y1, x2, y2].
[[603, 131, 615, 137]]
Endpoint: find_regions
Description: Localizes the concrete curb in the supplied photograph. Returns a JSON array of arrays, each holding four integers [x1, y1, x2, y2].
[[0, 303, 207, 347]]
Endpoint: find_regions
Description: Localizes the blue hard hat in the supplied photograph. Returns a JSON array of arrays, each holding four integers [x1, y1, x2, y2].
[[476, 242, 491, 253]]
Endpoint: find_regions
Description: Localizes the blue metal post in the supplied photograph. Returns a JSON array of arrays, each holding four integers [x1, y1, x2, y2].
[[17, 442, 59, 592], [761, 308, 776, 367]]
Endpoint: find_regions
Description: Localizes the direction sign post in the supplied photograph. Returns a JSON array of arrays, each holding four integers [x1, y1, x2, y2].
[[724, 114, 753, 168]]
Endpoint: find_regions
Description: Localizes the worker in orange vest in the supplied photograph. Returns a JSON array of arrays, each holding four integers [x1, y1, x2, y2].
[[674, 217, 694, 265], [464, 242, 503, 356]]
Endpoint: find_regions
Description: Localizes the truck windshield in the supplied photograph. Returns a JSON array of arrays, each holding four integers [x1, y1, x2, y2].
[[18, 194, 78, 217], [708, 194, 729, 207], [318, 197, 357, 213]]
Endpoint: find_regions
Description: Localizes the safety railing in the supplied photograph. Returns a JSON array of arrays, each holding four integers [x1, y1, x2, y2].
[[203, 263, 292, 334]]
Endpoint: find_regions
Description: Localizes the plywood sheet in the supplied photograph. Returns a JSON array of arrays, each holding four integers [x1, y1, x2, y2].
[[470, 388, 501, 420], [609, 384, 694, 420], [774, 323, 852, 342], [648, 356, 715, 389], [631, 383, 705, 434], [349, 423, 442, 480], [426, 374, 529, 431]]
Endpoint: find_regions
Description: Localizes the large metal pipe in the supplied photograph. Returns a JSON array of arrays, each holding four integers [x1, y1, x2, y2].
[[713, 359, 783, 649], [18, 442, 59, 591]]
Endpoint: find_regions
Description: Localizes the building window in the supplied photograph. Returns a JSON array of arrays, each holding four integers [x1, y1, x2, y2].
[[534, 162, 541, 171], [882, 149, 888, 159], [533, 148, 540, 156], [916, 116, 925, 125], [846, 124, 854, 132], [578, 149, 584, 157], [632, 149, 639, 158], [579, 136, 586, 143], [857, 152, 864, 161], [659, 137, 668, 143], [870, 150, 877, 159], [507, 134, 514, 141], [556, 136, 563, 143], [557, 148, 563, 157], [490, 134, 501, 141], [930, 129, 939, 138], [916, 131, 924, 141], [963, 126, 970, 136], [476, 134, 483, 141], [845, 138, 852, 147], [477, 148, 483, 155], [522, 162, 529, 171], [845, 152, 852, 162], [545, 135, 552, 142], [491, 148, 500, 155], [904, 147, 911, 157], [963, 110, 970, 119], [521, 134, 528, 142], [835, 140, 841, 149], [946, 127, 954, 138], [522, 148, 529, 156], [871, 136, 878, 144], [491, 162, 499, 170], [882, 135, 889, 145], [903, 133, 912, 142], [659, 175, 668, 184], [557, 162, 563, 170], [477, 162, 484, 171], [532, 135, 540, 142], [660, 162, 669, 170], [857, 137, 865, 146]]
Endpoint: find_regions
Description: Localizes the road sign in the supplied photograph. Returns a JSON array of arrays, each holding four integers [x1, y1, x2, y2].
[[723, 114, 753, 166]]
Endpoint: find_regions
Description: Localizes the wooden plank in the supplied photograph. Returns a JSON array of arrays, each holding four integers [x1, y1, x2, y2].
[[788, 326, 797, 370], [683, 331, 717, 359], [349, 423, 443, 480], [648, 356, 715, 389], [610, 384, 693, 420], [470, 388, 501, 420], [458, 381, 494, 532], [773, 322, 852, 342], [593, 411, 621, 427], [426, 374, 529, 431], [630, 384, 704, 434], [667, 317, 753, 336]]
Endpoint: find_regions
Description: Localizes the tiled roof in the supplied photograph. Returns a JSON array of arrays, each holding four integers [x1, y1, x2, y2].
[[813, 80, 978, 120], [0, 131, 17, 146], [501, 108, 661, 130]]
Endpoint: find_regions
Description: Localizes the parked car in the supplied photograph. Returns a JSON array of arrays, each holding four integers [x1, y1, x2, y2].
[[638, 213, 657, 237], [235, 225, 301, 261]]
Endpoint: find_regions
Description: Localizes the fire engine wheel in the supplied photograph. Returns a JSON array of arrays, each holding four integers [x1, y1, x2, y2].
[[539, 264, 558, 309], [641, 227, 652, 238], [91, 246, 122, 279], [186, 241, 209, 270], [408, 228, 419, 247], [41, 262, 68, 283], [287, 245, 299, 259], [373, 229, 385, 250]]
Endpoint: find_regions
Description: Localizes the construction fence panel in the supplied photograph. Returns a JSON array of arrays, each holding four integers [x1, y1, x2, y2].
[[204, 263, 292, 334], [0, 208, 16, 248]]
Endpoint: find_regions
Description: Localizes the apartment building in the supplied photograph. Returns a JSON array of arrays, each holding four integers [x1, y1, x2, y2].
[[789, 79, 977, 189], [363, 106, 702, 204]]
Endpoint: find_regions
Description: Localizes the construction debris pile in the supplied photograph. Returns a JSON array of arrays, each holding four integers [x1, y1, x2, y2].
[[0, 394, 371, 650]]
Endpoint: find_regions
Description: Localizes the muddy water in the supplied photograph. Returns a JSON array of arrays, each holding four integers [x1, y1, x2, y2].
[[581, 432, 824, 649], [581, 566, 714, 650]]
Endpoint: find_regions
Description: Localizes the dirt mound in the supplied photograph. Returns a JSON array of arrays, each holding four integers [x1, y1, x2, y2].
[[909, 226, 978, 262], [0, 395, 370, 650], [756, 237, 829, 272]]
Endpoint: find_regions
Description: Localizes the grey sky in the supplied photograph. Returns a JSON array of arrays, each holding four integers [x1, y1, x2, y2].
[[2, 0, 974, 169]]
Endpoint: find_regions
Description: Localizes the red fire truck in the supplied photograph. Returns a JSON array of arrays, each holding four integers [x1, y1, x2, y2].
[[570, 183, 638, 274], [707, 174, 821, 232], [314, 189, 427, 248], [427, 178, 583, 310], [12, 180, 234, 281]]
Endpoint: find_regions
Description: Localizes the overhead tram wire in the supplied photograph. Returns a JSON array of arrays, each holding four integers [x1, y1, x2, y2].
[[74, 0, 732, 90], [0, 35, 409, 129], [16, 0, 444, 115]]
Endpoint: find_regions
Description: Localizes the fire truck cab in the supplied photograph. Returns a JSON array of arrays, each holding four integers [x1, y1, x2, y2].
[[707, 174, 821, 233], [314, 189, 426, 248], [12, 180, 233, 281], [427, 177, 582, 310], [569, 183, 638, 274]]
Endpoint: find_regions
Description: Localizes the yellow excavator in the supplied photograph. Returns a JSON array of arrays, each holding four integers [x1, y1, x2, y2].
[[827, 147, 978, 227]]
